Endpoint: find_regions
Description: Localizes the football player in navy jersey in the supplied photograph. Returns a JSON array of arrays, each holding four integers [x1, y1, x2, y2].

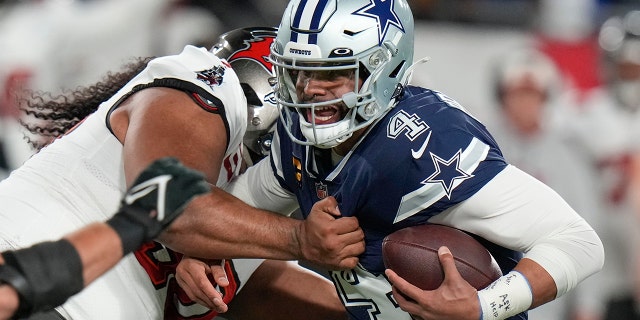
[[177, 0, 604, 319]]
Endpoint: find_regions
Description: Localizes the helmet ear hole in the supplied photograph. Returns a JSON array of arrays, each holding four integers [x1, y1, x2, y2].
[[358, 62, 371, 82], [240, 83, 263, 106], [388, 60, 407, 78]]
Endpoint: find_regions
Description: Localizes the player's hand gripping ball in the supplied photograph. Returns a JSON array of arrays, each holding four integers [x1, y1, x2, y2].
[[382, 224, 502, 290]]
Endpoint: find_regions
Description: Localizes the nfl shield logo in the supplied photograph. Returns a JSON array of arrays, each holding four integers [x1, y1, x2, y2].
[[315, 182, 328, 199]]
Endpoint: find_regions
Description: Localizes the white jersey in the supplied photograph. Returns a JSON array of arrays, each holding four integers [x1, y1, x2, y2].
[[0, 45, 262, 319]]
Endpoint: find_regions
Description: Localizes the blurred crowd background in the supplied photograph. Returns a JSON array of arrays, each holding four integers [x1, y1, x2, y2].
[[1, 0, 640, 319]]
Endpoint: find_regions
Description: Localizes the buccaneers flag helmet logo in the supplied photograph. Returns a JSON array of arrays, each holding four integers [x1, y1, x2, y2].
[[228, 35, 275, 72]]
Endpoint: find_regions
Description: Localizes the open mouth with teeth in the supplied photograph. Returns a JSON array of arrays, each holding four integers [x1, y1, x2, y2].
[[306, 105, 343, 125]]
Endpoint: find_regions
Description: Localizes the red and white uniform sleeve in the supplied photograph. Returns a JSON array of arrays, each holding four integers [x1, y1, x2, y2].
[[101, 45, 247, 186]]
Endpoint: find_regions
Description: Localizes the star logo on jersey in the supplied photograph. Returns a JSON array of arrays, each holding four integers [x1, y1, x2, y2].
[[228, 34, 275, 72], [422, 150, 473, 198], [196, 65, 226, 88], [353, 0, 405, 46]]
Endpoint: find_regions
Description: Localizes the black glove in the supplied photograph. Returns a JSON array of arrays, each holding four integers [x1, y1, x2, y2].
[[107, 157, 211, 254]]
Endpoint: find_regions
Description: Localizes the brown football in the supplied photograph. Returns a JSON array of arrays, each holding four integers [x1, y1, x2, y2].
[[382, 224, 502, 290]]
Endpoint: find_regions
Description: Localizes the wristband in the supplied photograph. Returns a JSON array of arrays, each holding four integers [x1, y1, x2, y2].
[[477, 271, 532, 320], [0, 263, 33, 318], [1, 240, 83, 318], [107, 206, 148, 255]]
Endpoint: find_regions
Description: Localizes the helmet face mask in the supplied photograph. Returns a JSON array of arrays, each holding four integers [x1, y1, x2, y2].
[[271, 0, 414, 148], [273, 56, 370, 148]]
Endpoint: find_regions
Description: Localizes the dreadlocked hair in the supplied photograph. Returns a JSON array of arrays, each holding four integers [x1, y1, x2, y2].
[[18, 56, 155, 150]]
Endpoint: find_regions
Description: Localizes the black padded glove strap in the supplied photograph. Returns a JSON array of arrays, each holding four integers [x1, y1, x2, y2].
[[1, 239, 83, 318], [109, 158, 210, 254], [107, 206, 150, 255]]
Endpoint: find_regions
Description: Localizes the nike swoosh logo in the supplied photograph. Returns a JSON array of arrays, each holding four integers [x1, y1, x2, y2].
[[124, 175, 171, 220], [344, 27, 370, 36], [124, 184, 157, 205], [411, 131, 432, 159]]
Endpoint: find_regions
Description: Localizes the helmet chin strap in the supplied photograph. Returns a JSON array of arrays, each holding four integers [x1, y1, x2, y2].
[[334, 131, 354, 145], [401, 56, 431, 86]]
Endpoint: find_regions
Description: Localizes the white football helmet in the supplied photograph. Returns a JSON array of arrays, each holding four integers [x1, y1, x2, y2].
[[271, 0, 415, 148], [492, 47, 561, 103], [210, 27, 279, 163], [598, 10, 640, 111]]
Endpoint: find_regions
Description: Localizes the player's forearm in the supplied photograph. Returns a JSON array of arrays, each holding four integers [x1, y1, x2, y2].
[[0, 240, 83, 319], [513, 258, 556, 308], [0, 224, 123, 320], [0, 233, 105, 320], [159, 187, 302, 260], [64, 223, 123, 286]]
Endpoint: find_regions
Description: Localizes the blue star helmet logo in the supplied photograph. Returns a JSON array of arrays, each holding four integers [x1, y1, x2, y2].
[[353, 0, 405, 46]]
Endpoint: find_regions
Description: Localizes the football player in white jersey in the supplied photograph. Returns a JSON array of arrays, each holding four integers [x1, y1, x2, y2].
[[486, 47, 606, 320], [177, 1, 605, 319], [561, 10, 640, 320], [0, 27, 361, 319], [0, 157, 210, 320]]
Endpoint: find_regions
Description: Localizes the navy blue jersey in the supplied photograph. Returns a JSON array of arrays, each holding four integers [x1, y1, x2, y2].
[[272, 86, 525, 319]]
